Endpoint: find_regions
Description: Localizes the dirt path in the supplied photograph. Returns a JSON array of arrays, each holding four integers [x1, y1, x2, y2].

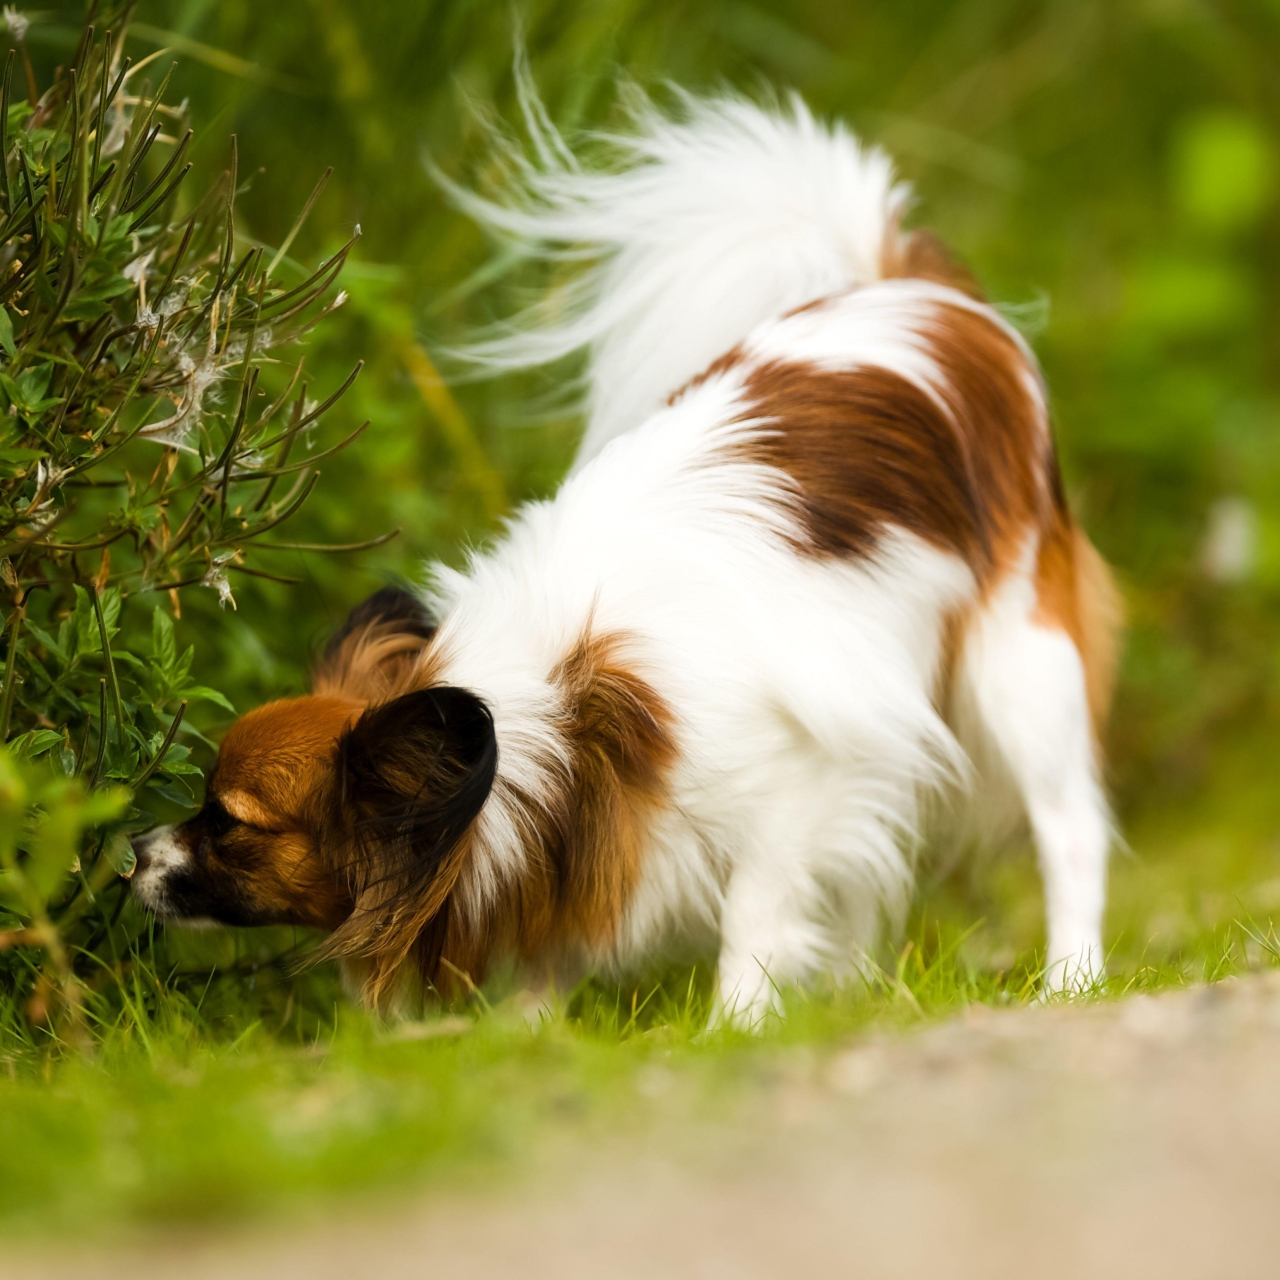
[[17, 974, 1280, 1279]]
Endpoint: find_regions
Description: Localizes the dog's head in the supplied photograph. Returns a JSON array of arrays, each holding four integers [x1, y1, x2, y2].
[[132, 587, 497, 995]]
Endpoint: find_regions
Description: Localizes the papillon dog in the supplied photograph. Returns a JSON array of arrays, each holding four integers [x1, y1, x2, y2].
[[133, 88, 1121, 1022]]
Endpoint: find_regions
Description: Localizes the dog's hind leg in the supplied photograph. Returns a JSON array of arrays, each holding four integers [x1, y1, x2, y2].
[[954, 529, 1121, 992]]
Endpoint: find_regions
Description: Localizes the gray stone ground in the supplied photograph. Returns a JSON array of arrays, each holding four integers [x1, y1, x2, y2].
[[18, 973, 1280, 1279]]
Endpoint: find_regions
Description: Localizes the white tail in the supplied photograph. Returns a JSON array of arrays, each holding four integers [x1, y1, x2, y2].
[[444, 79, 912, 465]]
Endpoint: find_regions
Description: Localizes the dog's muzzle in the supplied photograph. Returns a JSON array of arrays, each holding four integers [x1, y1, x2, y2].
[[130, 825, 195, 919]]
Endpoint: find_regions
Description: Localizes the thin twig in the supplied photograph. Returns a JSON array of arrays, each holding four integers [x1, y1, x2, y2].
[[0, 602, 22, 743], [129, 699, 186, 790], [90, 588, 124, 748]]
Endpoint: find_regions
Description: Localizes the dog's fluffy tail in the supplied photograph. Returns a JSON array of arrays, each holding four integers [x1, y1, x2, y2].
[[444, 79, 914, 464]]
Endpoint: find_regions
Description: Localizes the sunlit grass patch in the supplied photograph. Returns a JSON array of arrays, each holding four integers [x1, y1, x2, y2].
[[4, 898, 1278, 1239], [3, 739, 1278, 1239]]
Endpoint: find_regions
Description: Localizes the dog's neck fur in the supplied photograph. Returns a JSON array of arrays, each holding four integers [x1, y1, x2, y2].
[[369, 614, 677, 1003]]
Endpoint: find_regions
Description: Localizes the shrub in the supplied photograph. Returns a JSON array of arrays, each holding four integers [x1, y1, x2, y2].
[[0, 5, 370, 1039]]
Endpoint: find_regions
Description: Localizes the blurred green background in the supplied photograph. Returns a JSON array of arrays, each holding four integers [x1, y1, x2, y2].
[[25, 0, 1280, 970]]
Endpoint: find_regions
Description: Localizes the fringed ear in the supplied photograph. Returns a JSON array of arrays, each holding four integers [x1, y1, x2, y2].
[[313, 585, 437, 703], [319, 685, 497, 1003]]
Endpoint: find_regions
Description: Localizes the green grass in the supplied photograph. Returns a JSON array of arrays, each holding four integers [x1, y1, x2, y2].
[[4, 753, 1279, 1240], [5, 0, 1280, 1243]]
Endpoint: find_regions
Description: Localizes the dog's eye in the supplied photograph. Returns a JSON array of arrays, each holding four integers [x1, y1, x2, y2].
[[202, 799, 239, 839]]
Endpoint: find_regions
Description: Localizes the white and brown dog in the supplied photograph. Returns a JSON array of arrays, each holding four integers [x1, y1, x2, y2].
[[134, 92, 1121, 1022]]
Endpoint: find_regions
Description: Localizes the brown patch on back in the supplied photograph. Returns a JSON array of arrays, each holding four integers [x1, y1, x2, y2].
[[736, 301, 1051, 585], [421, 631, 678, 995], [666, 345, 747, 407], [725, 284, 1123, 734], [881, 225, 984, 299]]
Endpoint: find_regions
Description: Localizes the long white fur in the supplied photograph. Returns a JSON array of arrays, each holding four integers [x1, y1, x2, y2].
[[445, 86, 908, 467], [429, 88, 1110, 1021]]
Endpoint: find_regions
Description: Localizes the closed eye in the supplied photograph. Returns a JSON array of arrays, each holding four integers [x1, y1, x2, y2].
[[202, 798, 241, 839]]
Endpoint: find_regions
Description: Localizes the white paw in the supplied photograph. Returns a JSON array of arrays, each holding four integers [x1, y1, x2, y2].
[[710, 969, 784, 1032], [1042, 940, 1105, 995]]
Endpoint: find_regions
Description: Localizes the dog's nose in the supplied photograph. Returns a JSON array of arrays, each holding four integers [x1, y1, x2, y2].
[[129, 827, 176, 885]]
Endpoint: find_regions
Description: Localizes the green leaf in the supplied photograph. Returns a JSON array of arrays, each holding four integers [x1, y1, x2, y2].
[[83, 786, 130, 826], [0, 364, 61, 422], [25, 782, 84, 903], [73, 585, 123, 656], [15, 363, 53, 404], [9, 729, 67, 761], [61, 435, 95, 458], [100, 588, 123, 635], [151, 779, 198, 807], [182, 685, 236, 713], [74, 275, 134, 305], [102, 828, 136, 877], [23, 619, 64, 660], [0, 308, 15, 360], [0, 868, 27, 912], [152, 606, 177, 674], [156, 759, 202, 777]]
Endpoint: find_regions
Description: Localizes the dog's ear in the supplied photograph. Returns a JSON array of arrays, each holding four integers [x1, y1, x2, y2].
[[321, 685, 497, 991], [326, 585, 436, 653], [314, 586, 436, 702]]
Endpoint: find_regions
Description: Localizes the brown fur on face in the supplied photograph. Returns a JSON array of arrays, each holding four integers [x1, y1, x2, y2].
[[139, 586, 529, 1011], [156, 697, 361, 931], [141, 589, 446, 941]]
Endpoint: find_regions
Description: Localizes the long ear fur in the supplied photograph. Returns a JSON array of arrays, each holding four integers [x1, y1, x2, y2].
[[319, 685, 497, 1001], [313, 585, 436, 703]]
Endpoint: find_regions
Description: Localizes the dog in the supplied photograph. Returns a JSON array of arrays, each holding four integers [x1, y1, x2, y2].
[[133, 90, 1121, 1023]]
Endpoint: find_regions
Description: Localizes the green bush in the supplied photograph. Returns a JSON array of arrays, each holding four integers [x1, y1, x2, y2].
[[0, 5, 365, 1035]]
